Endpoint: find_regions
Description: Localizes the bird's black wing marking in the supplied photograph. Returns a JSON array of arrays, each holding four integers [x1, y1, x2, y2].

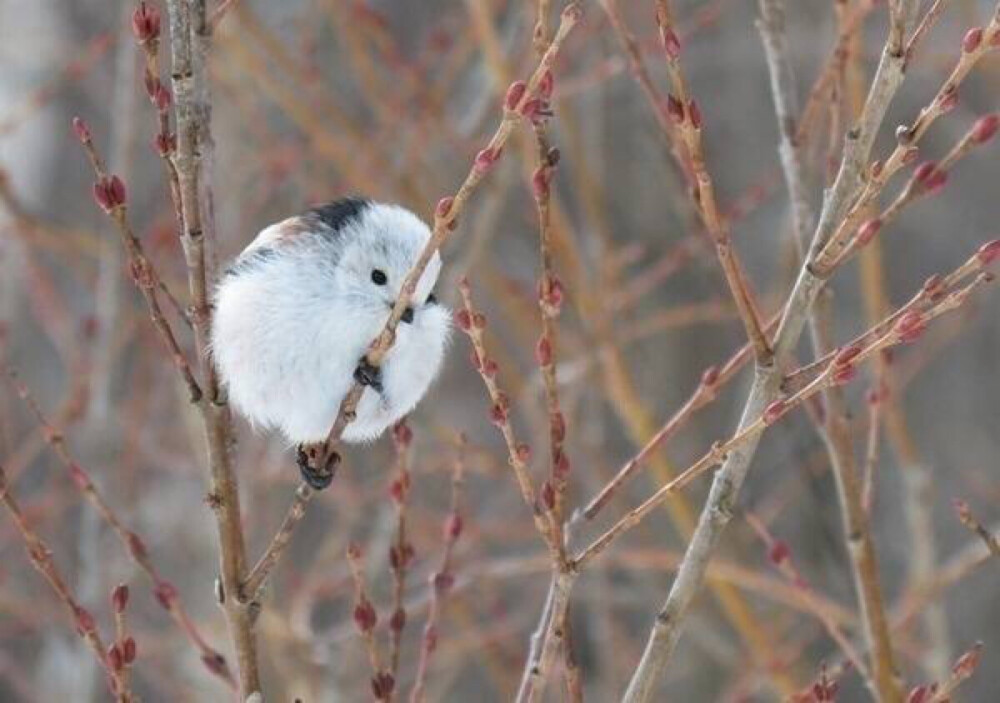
[[309, 196, 371, 238]]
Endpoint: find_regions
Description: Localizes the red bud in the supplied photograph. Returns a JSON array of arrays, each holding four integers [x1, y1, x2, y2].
[[554, 449, 570, 478], [112, 584, 129, 613], [107, 644, 124, 671], [353, 598, 378, 633], [433, 571, 454, 594], [768, 540, 790, 565], [132, 2, 161, 44], [834, 345, 863, 367], [971, 114, 999, 144], [660, 26, 682, 60], [481, 357, 499, 377], [763, 399, 787, 425], [154, 581, 177, 610], [515, 443, 532, 463], [489, 403, 507, 426], [540, 481, 556, 510], [71, 116, 91, 143], [687, 100, 702, 129], [538, 70, 554, 100], [505, 81, 527, 111], [127, 532, 147, 560], [938, 87, 959, 113], [445, 514, 463, 540], [389, 607, 406, 633], [895, 310, 926, 343], [122, 637, 137, 664], [69, 463, 89, 490], [914, 161, 937, 183], [976, 239, 1000, 265], [856, 218, 882, 246], [473, 147, 500, 176], [455, 309, 472, 331], [832, 364, 857, 386], [701, 366, 719, 387], [665, 94, 684, 124], [962, 27, 984, 53], [392, 421, 412, 447], [535, 337, 552, 366], [923, 168, 948, 194]]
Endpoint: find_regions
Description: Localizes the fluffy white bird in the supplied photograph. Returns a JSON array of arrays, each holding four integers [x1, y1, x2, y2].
[[211, 198, 450, 486]]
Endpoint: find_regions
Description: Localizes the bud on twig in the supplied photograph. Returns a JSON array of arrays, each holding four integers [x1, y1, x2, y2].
[[962, 27, 984, 53], [71, 116, 91, 143], [93, 176, 127, 212], [976, 239, 1000, 266], [856, 218, 882, 247], [112, 584, 130, 613], [971, 114, 999, 144], [132, 2, 161, 44], [353, 598, 378, 633]]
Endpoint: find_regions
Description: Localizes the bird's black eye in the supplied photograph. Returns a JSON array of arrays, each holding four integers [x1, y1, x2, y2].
[[427, 293, 438, 305], [371, 269, 388, 286]]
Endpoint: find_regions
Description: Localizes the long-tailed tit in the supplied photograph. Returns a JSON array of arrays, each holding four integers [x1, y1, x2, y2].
[[211, 198, 450, 487]]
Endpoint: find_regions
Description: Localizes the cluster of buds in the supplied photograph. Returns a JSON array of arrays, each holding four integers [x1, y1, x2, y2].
[[503, 69, 555, 124], [107, 637, 137, 672], [93, 175, 127, 213]]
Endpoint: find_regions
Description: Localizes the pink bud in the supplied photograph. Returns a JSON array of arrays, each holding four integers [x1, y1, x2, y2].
[[914, 161, 937, 183], [665, 94, 684, 124], [154, 581, 177, 610], [923, 168, 948, 194], [112, 584, 129, 613], [433, 571, 454, 594], [550, 411, 566, 443], [515, 443, 532, 463], [540, 481, 556, 510], [938, 88, 959, 113], [107, 644, 124, 671], [154, 132, 176, 155], [922, 274, 946, 300], [489, 403, 508, 426], [132, 2, 161, 44], [701, 366, 719, 387], [962, 27, 984, 53], [971, 114, 999, 144], [473, 147, 500, 176], [392, 421, 412, 448], [832, 364, 857, 386], [895, 310, 926, 343], [353, 598, 378, 633], [976, 239, 1000, 265], [154, 84, 172, 112], [122, 637, 137, 664], [435, 196, 455, 229], [532, 166, 550, 199], [834, 345, 863, 367], [445, 514, 463, 540], [535, 337, 552, 366], [763, 399, 787, 425], [92, 176, 127, 212], [687, 100, 702, 129], [538, 70, 554, 100], [482, 357, 499, 377], [856, 218, 882, 246], [75, 606, 96, 634], [554, 449, 570, 478], [505, 81, 527, 111], [389, 607, 406, 633], [768, 540, 790, 565], [906, 684, 935, 703], [455, 309, 472, 331], [71, 116, 91, 143], [952, 642, 983, 677], [660, 26, 681, 60]]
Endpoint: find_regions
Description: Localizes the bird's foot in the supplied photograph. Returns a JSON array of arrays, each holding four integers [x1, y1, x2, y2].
[[296, 443, 340, 490], [353, 358, 383, 393]]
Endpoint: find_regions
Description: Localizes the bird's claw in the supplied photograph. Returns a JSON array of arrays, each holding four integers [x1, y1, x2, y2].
[[296, 444, 340, 490], [353, 359, 383, 393]]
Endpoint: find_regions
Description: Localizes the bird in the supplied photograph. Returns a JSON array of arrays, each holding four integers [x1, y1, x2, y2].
[[211, 197, 451, 488]]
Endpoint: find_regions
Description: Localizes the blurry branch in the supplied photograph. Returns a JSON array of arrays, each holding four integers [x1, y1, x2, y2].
[[953, 500, 1000, 557], [757, 0, 812, 254], [409, 444, 466, 703], [0, 464, 126, 698], [2, 365, 235, 688]]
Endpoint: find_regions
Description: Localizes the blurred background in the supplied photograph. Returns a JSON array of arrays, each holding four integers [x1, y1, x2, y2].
[[1, 0, 998, 700]]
